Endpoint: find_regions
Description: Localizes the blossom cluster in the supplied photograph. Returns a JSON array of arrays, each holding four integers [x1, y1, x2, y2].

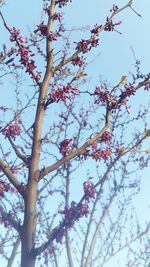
[[60, 201, 89, 228], [94, 85, 137, 112], [2, 123, 21, 140], [72, 56, 85, 67], [52, 179, 95, 243], [10, 27, 27, 43], [0, 179, 15, 197], [56, 0, 72, 8], [34, 22, 47, 36], [76, 38, 99, 54], [94, 86, 110, 103], [104, 18, 122, 32], [83, 180, 96, 202], [120, 84, 136, 98], [51, 202, 89, 243], [91, 147, 112, 161], [59, 138, 73, 156], [100, 131, 112, 144], [91, 24, 102, 35], [34, 12, 65, 41], [9, 27, 41, 83], [94, 86, 119, 110], [34, 22, 61, 41], [53, 12, 63, 22], [144, 74, 150, 91], [49, 83, 80, 103]]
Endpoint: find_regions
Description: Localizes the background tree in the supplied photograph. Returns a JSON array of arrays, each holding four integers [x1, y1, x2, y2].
[[0, 1, 150, 267]]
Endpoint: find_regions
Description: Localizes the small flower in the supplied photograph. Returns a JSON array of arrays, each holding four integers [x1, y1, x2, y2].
[[34, 22, 47, 36], [83, 180, 96, 202], [10, 27, 20, 42], [104, 17, 122, 32], [48, 32, 58, 41], [91, 37, 99, 48], [59, 138, 73, 156], [49, 83, 80, 103], [100, 131, 112, 144], [53, 12, 63, 22], [76, 39, 90, 53], [120, 84, 136, 98], [0, 179, 15, 197], [91, 24, 102, 35], [91, 147, 112, 161], [94, 86, 109, 103], [72, 56, 85, 67], [57, 0, 72, 8], [2, 123, 21, 140]]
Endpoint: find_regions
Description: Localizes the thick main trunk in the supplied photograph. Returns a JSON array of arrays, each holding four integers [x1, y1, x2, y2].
[[21, 180, 37, 267], [21, 246, 36, 267]]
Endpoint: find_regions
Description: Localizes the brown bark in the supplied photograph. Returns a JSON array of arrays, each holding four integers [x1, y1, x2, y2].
[[20, 180, 38, 267], [19, 1, 56, 265]]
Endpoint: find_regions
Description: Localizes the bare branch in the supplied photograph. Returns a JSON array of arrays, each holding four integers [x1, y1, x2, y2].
[[84, 187, 118, 267], [101, 222, 150, 266], [7, 236, 20, 267], [7, 136, 29, 165], [0, 204, 21, 233]]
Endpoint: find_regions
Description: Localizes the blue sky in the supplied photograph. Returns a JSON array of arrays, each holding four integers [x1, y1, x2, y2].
[[0, 1, 150, 266]]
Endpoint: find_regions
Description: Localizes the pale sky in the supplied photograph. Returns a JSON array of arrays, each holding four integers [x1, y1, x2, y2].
[[0, 1, 150, 266]]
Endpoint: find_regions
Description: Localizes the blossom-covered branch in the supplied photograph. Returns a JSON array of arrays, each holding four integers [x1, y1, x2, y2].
[[0, 158, 25, 197], [38, 117, 110, 180], [54, 1, 133, 72]]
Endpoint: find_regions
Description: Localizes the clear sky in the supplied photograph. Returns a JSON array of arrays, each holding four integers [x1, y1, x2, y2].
[[0, 1, 150, 266]]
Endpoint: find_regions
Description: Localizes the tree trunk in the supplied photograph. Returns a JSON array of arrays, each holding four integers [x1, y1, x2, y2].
[[20, 179, 37, 267], [21, 245, 36, 267]]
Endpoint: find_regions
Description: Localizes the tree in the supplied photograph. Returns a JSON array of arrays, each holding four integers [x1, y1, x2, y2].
[[0, 0, 150, 266]]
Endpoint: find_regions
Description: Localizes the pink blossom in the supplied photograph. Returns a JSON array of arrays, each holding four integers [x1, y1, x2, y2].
[[34, 22, 47, 36], [94, 86, 109, 103], [91, 24, 102, 35], [48, 32, 58, 41], [100, 131, 112, 144], [121, 84, 136, 98], [49, 83, 80, 103], [72, 56, 85, 67], [2, 123, 21, 140], [105, 18, 122, 32], [91, 147, 112, 161], [59, 138, 73, 156], [76, 39, 90, 53], [53, 12, 63, 22], [83, 180, 96, 202], [57, 0, 72, 8], [0, 179, 15, 197], [91, 37, 99, 48]]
